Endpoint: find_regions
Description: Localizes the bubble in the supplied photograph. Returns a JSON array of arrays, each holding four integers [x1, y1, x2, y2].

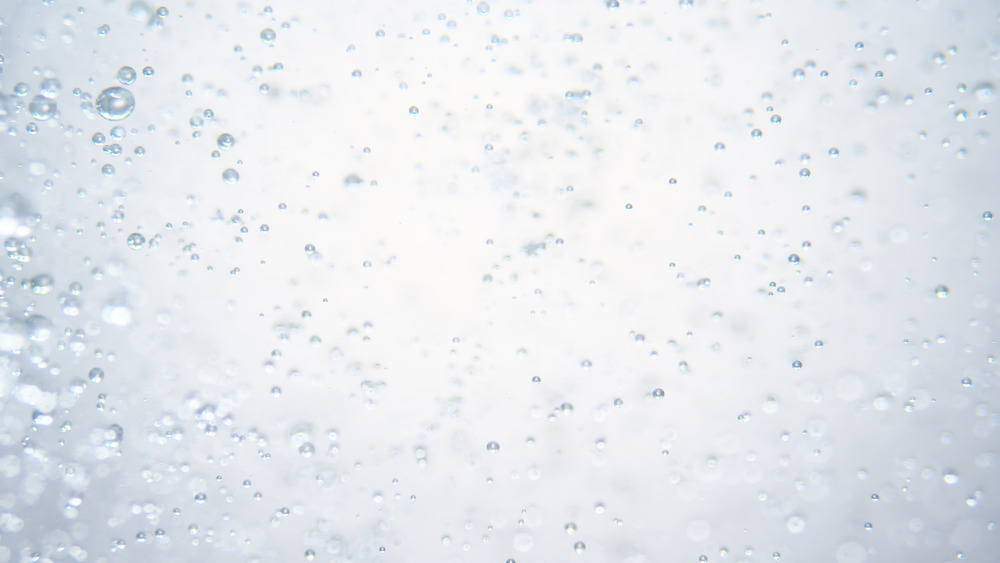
[[29, 95, 57, 120], [26, 315, 53, 342], [974, 83, 994, 103], [573, 541, 586, 553], [260, 28, 276, 43], [14, 82, 30, 96], [984, 211, 994, 221], [786, 516, 806, 534], [751, 128, 762, 138], [792, 360, 802, 370], [934, 285, 949, 298], [697, 277, 711, 290], [142, 66, 154, 76], [943, 470, 960, 485], [116, 66, 137, 85], [486, 441, 500, 453], [156, 6, 168, 17], [477, 2, 490, 14], [299, 442, 315, 458], [127, 232, 145, 249], [95, 86, 136, 120], [222, 168, 240, 184], [217, 133, 235, 150], [565, 522, 577, 534], [799, 168, 811, 178], [788, 254, 800, 264], [89, 367, 105, 383], [652, 388, 664, 399], [29, 274, 53, 294], [39, 78, 61, 98], [409, 105, 419, 115]]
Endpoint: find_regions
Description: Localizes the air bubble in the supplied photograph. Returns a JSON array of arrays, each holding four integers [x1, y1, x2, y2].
[[217, 133, 235, 150], [95, 86, 135, 120], [116, 66, 137, 85]]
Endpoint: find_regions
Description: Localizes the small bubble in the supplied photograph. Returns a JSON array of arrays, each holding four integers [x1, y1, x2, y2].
[[127, 233, 145, 249], [943, 470, 960, 485], [788, 254, 800, 264], [983, 211, 993, 221], [652, 388, 665, 399], [89, 367, 105, 383], [217, 133, 235, 150], [934, 285, 949, 298], [116, 66, 137, 85], [29, 95, 57, 120], [409, 105, 419, 115], [260, 28, 276, 43], [477, 1, 490, 14], [792, 360, 802, 370], [799, 168, 811, 178], [565, 522, 577, 534], [573, 541, 586, 553], [486, 441, 500, 453], [30, 274, 54, 294], [222, 168, 240, 184], [751, 128, 762, 138]]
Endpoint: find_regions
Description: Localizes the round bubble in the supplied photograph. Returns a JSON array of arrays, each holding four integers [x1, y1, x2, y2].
[[95, 86, 136, 120], [29, 96, 57, 120]]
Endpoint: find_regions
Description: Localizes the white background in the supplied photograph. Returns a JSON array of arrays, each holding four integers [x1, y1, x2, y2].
[[0, 0, 998, 561]]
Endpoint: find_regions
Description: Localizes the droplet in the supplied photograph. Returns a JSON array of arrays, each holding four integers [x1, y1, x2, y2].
[[95, 86, 136, 120], [127, 232, 145, 249]]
